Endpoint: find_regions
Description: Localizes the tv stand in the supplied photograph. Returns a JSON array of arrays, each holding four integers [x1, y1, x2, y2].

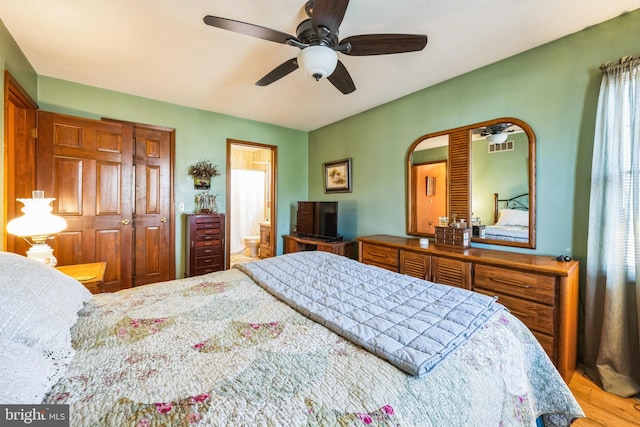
[[283, 234, 357, 259]]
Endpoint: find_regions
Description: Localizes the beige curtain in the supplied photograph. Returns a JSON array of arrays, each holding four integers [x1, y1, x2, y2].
[[584, 56, 640, 398]]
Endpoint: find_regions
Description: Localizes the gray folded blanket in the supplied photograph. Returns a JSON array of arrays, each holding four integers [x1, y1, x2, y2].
[[235, 251, 505, 376]]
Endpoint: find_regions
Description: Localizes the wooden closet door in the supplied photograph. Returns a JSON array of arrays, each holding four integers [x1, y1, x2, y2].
[[132, 126, 172, 286], [37, 111, 133, 291]]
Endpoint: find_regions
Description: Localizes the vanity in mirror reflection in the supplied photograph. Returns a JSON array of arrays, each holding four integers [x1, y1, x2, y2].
[[407, 117, 536, 249]]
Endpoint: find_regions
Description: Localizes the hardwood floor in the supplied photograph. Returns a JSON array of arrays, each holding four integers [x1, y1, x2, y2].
[[569, 366, 640, 426]]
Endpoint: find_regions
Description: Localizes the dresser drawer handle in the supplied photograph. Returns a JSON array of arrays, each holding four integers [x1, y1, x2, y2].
[[491, 277, 530, 289], [369, 251, 389, 259]]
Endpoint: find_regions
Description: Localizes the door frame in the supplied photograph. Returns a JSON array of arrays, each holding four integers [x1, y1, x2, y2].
[[3, 71, 38, 253], [226, 139, 277, 266]]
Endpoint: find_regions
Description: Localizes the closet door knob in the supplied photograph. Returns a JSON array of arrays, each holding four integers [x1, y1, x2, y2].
[[160, 217, 167, 223], [122, 219, 131, 225]]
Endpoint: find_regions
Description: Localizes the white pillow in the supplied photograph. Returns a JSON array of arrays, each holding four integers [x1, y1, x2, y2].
[[0, 252, 91, 393], [496, 209, 529, 227], [0, 339, 60, 403], [0, 251, 92, 328]]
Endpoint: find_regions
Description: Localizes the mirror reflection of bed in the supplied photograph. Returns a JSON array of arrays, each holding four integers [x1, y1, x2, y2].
[[480, 193, 530, 242]]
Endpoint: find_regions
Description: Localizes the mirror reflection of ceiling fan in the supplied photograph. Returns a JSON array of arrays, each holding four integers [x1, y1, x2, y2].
[[203, 0, 428, 94], [472, 123, 518, 144]]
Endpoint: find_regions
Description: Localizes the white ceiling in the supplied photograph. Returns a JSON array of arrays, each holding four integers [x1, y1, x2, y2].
[[1, 1, 638, 131]]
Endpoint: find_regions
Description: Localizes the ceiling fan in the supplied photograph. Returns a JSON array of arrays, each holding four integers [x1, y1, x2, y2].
[[474, 123, 516, 143], [203, 0, 428, 94]]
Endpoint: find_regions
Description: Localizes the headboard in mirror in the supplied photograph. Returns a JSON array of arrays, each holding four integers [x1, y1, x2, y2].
[[406, 117, 536, 249]]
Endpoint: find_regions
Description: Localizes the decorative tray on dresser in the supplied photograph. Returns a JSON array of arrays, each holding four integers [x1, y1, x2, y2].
[[357, 234, 579, 384]]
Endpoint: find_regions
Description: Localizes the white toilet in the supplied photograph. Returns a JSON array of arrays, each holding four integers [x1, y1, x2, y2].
[[242, 236, 260, 258]]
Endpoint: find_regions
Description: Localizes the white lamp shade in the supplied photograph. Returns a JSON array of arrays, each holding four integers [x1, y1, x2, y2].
[[7, 197, 67, 240], [297, 46, 338, 80], [486, 132, 508, 144]]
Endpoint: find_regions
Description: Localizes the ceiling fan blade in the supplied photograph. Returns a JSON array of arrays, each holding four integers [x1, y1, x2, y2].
[[328, 60, 355, 94], [311, 0, 349, 35], [203, 15, 298, 45], [341, 34, 428, 56], [255, 58, 299, 86]]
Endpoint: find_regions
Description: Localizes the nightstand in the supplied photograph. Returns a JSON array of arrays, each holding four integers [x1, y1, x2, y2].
[[56, 262, 107, 294]]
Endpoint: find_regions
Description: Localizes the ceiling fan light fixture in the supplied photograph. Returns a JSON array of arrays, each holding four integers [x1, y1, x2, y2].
[[486, 132, 508, 144], [297, 45, 338, 81]]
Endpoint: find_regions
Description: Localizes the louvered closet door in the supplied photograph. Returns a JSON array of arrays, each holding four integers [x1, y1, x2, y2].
[[132, 126, 172, 286], [37, 111, 133, 291]]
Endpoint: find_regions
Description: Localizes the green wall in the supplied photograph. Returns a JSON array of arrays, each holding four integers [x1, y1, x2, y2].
[[309, 10, 640, 267]]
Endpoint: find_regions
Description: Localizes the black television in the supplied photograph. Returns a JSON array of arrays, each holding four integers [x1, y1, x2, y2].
[[296, 201, 339, 241]]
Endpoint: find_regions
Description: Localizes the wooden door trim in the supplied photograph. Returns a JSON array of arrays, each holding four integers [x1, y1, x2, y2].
[[4, 71, 37, 108], [226, 139, 278, 266], [3, 70, 38, 252]]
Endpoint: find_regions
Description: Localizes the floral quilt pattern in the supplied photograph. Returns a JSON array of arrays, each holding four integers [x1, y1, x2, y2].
[[44, 267, 583, 426]]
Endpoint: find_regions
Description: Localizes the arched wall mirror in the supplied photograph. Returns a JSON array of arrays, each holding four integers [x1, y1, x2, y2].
[[407, 117, 536, 249]]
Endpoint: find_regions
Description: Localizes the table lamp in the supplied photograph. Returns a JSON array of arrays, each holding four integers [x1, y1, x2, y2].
[[6, 190, 67, 266]]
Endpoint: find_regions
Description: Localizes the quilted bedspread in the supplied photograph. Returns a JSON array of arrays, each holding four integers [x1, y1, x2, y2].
[[235, 252, 504, 376], [44, 255, 583, 426]]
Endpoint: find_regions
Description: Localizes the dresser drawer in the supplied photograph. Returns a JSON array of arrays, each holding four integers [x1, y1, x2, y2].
[[195, 266, 218, 276], [195, 215, 221, 224], [196, 227, 221, 235], [361, 243, 398, 269], [196, 222, 220, 230], [194, 233, 222, 244], [476, 289, 554, 336], [196, 255, 222, 268], [474, 264, 556, 305], [196, 246, 221, 257]]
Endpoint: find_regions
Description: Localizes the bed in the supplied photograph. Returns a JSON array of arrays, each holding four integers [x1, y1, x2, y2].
[[484, 192, 530, 242], [0, 251, 583, 426]]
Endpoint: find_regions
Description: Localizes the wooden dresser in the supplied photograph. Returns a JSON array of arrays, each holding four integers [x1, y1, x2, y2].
[[358, 234, 579, 383], [283, 234, 357, 259], [185, 214, 225, 277]]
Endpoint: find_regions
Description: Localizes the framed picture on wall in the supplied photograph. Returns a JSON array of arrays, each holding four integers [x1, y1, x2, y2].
[[323, 158, 352, 193]]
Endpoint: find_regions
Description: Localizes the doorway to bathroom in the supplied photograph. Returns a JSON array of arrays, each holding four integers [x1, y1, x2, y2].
[[226, 139, 277, 267]]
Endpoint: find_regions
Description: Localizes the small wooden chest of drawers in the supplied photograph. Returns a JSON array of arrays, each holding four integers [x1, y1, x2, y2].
[[185, 214, 225, 277], [434, 226, 471, 248]]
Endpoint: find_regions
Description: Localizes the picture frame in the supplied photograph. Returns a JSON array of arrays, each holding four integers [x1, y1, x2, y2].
[[323, 158, 352, 193]]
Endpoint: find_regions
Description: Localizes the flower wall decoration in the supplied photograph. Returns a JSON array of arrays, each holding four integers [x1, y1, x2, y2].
[[187, 160, 220, 189]]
